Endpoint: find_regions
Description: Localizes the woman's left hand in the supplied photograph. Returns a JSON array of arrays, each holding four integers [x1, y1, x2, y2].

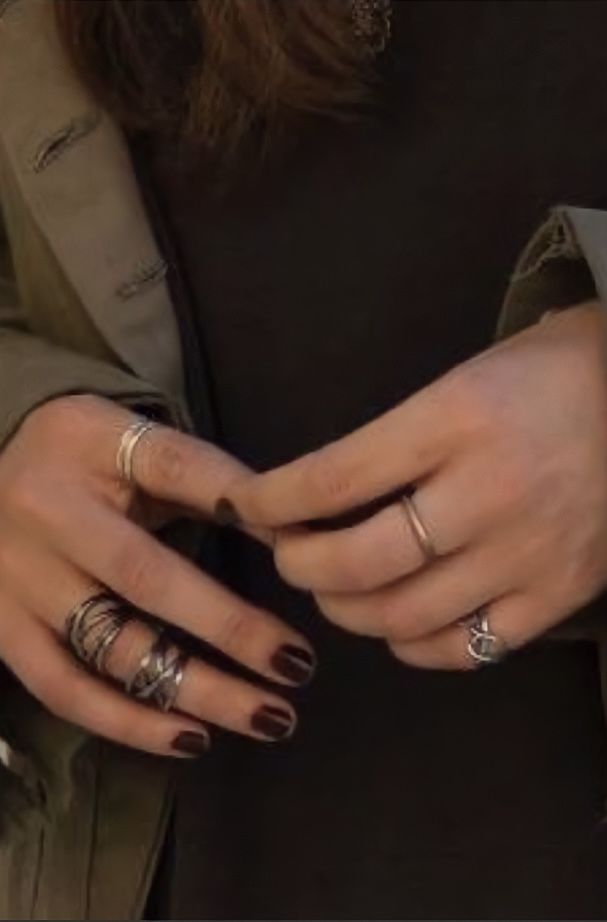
[[223, 302, 607, 669]]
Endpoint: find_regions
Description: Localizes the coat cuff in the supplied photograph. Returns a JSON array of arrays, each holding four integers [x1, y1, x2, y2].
[[0, 329, 189, 450], [497, 205, 603, 339]]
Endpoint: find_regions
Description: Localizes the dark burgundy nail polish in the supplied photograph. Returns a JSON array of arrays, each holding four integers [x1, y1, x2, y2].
[[214, 497, 241, 526], [271, 645, 316, 684], [172, 731, 210, 756], [251, 705, 294, 741]]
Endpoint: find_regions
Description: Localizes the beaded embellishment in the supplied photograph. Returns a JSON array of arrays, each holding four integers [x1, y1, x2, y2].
[[351, 0, 393, 54]]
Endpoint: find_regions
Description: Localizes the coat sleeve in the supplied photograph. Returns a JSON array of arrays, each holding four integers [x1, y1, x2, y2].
[[0, 204, 184, 450], [0, 196, 185, 834], [497, 206, 607, 649], [497, 205, 605, 338]]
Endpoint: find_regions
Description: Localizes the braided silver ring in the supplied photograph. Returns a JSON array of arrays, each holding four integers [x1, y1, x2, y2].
[[126, 632, 188, 712], [461, 606, 508, 666]]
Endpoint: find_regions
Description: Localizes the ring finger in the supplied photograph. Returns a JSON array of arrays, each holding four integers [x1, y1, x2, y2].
[[274, 459, 501, 594], [316, 537, 515, 640], [388, 590, 557, 671], [4, 541, 298, 742]]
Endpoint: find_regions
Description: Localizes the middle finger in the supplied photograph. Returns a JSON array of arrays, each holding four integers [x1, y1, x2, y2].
[[33, 490, 316, 685], [274, 467, 474, 594], [4, 545, 299, 741]]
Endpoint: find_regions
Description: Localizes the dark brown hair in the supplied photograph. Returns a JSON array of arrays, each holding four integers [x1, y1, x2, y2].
[[54, 0, 375, 157]]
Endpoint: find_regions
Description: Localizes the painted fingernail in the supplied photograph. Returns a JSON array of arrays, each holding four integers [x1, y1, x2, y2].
[[214, 497, 241, 526], [172, 731, 210, 757], [271, 644, 316, 685], [251, 705, 295, 741]]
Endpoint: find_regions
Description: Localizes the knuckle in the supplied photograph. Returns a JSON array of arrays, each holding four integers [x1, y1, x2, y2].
[[441, 366, 495, 437], [304, 450, 354, 506], [212, 606, 248, 653], [491, 451, 531, 509], [28, 395, 91, 442], [330, 543, 373, 591], [5, 471, 45, 521], [555, 550, 597, 608], [147, 437, 187, 489], [110, 540, 166, 603]]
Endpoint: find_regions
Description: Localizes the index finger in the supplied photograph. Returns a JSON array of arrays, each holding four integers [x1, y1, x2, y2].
[[41, 491, 315, 686], [224, 381, 452, 527], [90, 400, 272, 545]]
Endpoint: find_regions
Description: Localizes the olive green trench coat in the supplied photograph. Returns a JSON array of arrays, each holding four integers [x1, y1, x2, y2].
[[2, 0, 607, 918]]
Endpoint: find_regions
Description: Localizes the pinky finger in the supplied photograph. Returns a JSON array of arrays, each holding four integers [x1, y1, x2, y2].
[[387, 591, 557, 672], [0, 605, 211, 758]]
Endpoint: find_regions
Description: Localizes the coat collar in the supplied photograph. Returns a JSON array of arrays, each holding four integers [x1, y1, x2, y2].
[[0, 0, 186, 400]]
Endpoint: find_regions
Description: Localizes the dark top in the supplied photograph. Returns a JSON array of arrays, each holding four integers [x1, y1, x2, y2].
[[139, 3, 607, 918]]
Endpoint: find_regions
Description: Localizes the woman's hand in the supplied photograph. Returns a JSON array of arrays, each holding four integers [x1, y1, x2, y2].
[[0, 395, 315, 756], [224, 302, 607, 669]]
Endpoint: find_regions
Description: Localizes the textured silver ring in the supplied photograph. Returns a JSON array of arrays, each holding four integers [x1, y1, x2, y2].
[[462, 606, 508, 666], [126, 632, 188, 712], [116, 418, 156, 485]]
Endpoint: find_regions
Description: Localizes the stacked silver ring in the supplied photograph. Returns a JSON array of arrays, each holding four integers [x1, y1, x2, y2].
[[400, 493, 437, 563], [116, 418, 156, 485], [66, 592, 130, 674], [126, 632, 188, 712], [463, 607, 508, 666]]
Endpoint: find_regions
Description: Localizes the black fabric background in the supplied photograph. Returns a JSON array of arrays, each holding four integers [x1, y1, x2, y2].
[[140, 3, 607, 917]]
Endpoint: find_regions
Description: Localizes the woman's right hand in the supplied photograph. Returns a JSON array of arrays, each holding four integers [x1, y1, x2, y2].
[[0, 395, 315, 757]]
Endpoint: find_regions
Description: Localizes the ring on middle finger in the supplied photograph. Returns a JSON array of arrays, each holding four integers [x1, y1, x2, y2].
[[66, 591, 131, 675]]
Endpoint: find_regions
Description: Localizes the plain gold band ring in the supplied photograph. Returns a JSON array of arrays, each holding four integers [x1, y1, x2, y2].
[[400, 494, 437, 563]]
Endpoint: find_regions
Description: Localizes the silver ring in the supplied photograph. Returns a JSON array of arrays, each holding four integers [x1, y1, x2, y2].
[[462, 606, 508, 666], [116, 418, 156, 485], [400, 493, 437, 562], [66, 592, 130, 674], [126, 632, 188, 712]]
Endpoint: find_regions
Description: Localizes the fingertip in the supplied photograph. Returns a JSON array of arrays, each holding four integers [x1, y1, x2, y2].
[[250, 703, 297, 742], [171, 727, 212, 758], [270, 643, 317, 686], [213, 497, 242, 526]]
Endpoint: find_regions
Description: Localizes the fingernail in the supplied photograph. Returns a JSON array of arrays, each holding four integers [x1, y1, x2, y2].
[[172, 731, 210, 757], [214, 497, 241, 526], [271, 644, 316, 685], [251, 705, 295, 741]]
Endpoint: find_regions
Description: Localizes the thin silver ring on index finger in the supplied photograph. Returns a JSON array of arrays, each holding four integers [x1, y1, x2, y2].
[[116, 418, 156, 486]]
